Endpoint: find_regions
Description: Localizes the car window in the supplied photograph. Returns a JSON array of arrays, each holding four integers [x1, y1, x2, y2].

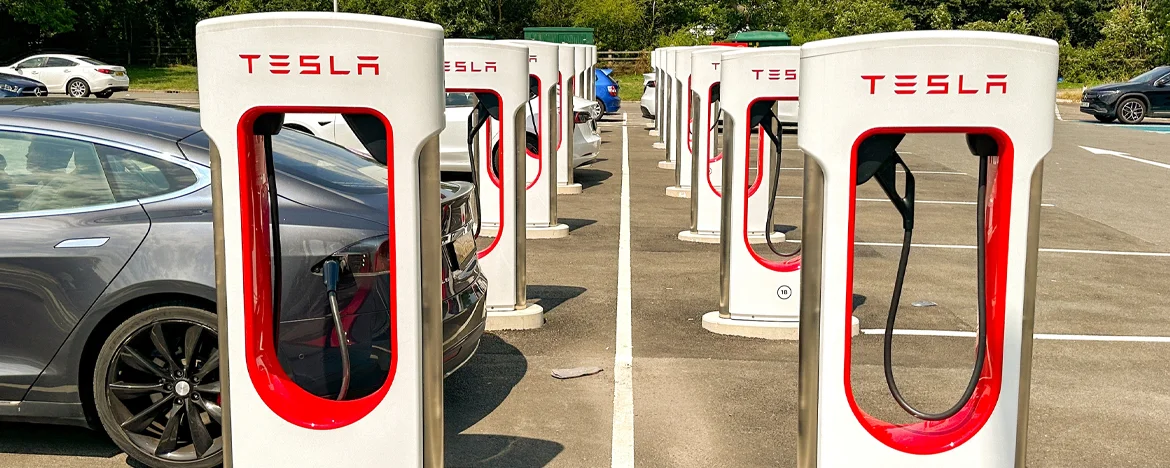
[[270, 128, 386, 195], [77, 57, 107, 66], [1129, 67, 1170, 83], [16, 57, 46, 69], [96, 146, 198, 201], [44, 58, 76, 67], [0, 131, 117, 214], [446, 92, 475, 108]]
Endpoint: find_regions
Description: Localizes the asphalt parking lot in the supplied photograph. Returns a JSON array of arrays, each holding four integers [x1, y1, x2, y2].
[[1, 97, 1169, 467]]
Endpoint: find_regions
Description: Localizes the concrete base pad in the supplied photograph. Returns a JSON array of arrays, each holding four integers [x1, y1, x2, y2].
[[665, 186, 691, 198], [648, 128, 658, 135], [677, 230, 787, 244], [652, 142, 666, 149], [526, 223, 570, 239], [657, 160, 675, 170], [477, 223, 500, 238], [557, 183, 583, 195], [702, 312, 860, 340], [486, 303, 545, 330]]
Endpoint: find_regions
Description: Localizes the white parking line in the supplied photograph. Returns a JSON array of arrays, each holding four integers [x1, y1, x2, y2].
[[612, 112, 635, 468], [1079, 145, 1170, 171], [1055, 104, 1063, 121], [783, 239, 1170, 257], [773, 195, 1056, 207], [860, 328, 1170, 343]]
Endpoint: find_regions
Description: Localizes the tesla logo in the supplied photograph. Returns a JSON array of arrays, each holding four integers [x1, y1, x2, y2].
[[752, 69, 797, 81], [711, 62, 720, 70], [861, 74, 1008, 95], [529, 55, 538, 63], [239, 54, 380, 75], [444, 61, 498, 73]]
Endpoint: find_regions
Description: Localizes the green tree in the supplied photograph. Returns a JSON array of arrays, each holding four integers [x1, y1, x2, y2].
[[573, 0, 646, 50], [1095, 0, 1166, 77], [959, 9, 1033, 34], [0, 0, 76, 36], [929, 3, 952, 29]]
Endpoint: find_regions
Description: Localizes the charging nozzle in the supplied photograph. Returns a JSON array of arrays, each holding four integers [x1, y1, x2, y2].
[[321, 258, 350, 401], [322, 258, 340, 293]]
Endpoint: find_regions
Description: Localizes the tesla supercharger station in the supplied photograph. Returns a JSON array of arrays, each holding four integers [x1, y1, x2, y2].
[[657, 48, 678, 157], [198, 12, 444, 466], [445, 40, 544, 330], [666, 46, 718, 198], [574, 45, 587, 99], [699, 47, 808, 340], [678, 47, 728, 243], [650, 49, 664, 137], [796, 32, 1057, 467], [557, 44, 581, 195], [584, 45, 596, 101], [504, 40, 570, 239]]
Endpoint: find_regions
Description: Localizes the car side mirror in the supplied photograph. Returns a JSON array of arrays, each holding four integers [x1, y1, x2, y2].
[[1156, 80, 1167, 88], [12, 65, 21, 71]]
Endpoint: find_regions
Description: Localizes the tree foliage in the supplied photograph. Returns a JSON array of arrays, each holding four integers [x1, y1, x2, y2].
[[0, 0, 1166, 84]]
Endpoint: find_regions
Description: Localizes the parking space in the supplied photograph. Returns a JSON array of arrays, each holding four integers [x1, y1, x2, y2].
[[3, 97, 1169, 467]]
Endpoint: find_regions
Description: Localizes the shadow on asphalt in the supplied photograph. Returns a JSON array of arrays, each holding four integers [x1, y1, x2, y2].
[[560, 218, 597, 232], [526, 284, 586, 314], [0, 422, 148, 467], [575, 168, 612, 189], [445, 334, 563, 467]]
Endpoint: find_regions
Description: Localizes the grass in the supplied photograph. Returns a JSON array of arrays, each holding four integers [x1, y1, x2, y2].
[[613, 73, 648, 101], [125, 65, 198, 91]]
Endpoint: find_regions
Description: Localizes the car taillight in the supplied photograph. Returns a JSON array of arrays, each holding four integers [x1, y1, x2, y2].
[[648, 81, 656, 88], [574, 111, 590, 124], [608, 85, 618, 97], [95, 68, 115, 75]]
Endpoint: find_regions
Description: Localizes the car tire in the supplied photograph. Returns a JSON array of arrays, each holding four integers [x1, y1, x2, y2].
[[1094, 115, 1116, 123], [67, 79, 91, 98], [1116, 97, 1147, 124], [93, 305, 223, 468], [95, 90, 115, 99], [595, 99, 606, 122]]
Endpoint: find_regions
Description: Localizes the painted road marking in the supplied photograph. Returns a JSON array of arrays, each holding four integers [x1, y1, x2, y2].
[[861, 328, 1170, 343], [1055, 104, 1063, 121], [773, 195, 1055, 208], [612, 112, 634, 468], [784, 239, 1170, 257], [777, 167, 966, 175], [1080, 145, 1170, 170]]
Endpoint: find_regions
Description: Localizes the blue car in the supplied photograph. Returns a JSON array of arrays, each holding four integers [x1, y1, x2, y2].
[[595, 68, 621, 115], [0, 73, 47, 97]]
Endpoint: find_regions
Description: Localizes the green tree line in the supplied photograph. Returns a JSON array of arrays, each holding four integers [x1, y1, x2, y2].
[[3, 0, 1168, 83]]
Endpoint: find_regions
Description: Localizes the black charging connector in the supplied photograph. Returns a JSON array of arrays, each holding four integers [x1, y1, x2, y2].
[[321, 259, 351, 401]]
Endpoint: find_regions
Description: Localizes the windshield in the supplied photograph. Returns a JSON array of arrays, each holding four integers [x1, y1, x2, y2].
[[77, 57, 109, 66], [1130, 67, 1170, 83], [445, 92, 475, 108], [270, 128, 386, 195]]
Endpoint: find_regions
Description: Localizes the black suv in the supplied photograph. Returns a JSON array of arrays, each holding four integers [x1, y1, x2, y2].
[[1080, 66, 1170, 123]]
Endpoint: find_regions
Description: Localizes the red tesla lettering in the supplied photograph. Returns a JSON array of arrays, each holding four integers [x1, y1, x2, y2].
[[785, 69, 796, 81], [456, 61, 467, 72], [529, 55, 537, 63], [240, 54, 261, 73], [329, 56, 350, 75], [299, 55, 321, 75], [471, 62, 481, 72], [269, 55, 290, 75], [485, 61, 497, 72], [958, 75, 978, 94], [893, 75, 917, 95], [861, 75, 885, 94], [768, 70, 781, 80], [712, 62, 720, 70], [986, 74, 1008, 94], [926, 74, 949, 94], [752, 69, 763, 80], [443, 61, 451, 72], [357, 56, 379, 75]]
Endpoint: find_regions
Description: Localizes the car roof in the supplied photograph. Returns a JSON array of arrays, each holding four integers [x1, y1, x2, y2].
[[0, 99, 201, 142], [26, 54, 87, 60]]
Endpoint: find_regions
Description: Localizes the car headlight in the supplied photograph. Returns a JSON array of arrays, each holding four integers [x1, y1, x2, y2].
[[0, 84, 19, 93], [1097, 90, 1119, 97]]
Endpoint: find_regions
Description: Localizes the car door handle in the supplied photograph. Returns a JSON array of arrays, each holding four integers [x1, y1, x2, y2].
[[55, 238, 110, 248], [63, 69, 70, 73]]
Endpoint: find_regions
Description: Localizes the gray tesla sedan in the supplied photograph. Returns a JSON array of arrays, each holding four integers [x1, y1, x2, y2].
[[0, 99, 487, 468]]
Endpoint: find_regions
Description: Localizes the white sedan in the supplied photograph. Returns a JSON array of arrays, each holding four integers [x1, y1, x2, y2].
[[284, 93, 601, 174], [640, 73, 655, 118], [0, 54, 129, 98]]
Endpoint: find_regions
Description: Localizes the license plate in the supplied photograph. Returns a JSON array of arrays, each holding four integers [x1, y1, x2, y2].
[[115, 71, 125, 77], [1080, 101, 1090, 107]]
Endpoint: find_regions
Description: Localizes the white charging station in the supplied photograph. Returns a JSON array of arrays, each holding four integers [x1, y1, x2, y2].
[[657, 48, 679, 162], [445, 40, 544, 330], [198, 12, 444, 466], [678, 47, 728, 243], [585, 45, 597, 101], [700, 47, 807, 340], [650, 49, 663, 137], [574, 45, 587, 99], [795, 32, 1057, 467], [505, 40, 570, 239], [557, 43, 581, 195], [667, 46, 719, 198]]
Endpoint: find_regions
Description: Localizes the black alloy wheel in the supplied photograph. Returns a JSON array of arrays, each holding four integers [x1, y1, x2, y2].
[[94, 306, 223, 468]]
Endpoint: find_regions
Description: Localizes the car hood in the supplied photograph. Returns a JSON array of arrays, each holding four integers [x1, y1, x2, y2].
[[0, 73, 44, 87], [1087, 83, 1136, 93]]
